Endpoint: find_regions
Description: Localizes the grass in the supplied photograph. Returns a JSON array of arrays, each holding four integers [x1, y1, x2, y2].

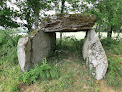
[[0, 29, 122, 92], [101, 38, 122, 89]]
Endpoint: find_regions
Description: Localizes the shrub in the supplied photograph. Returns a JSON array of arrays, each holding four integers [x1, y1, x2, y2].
[[105, 57, 122, 88], [56, 36, 84, 59], [0, 29, 22, 65], [17, 58, 59, 85], [101, 38, 119, 50]]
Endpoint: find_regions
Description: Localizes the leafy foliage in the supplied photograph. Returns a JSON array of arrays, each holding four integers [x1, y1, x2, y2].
[[101, 38, 122, 55], [0, 32, 122, 91], [0, 1, 19, 28], [101, 38, 122, 88], [16, 0, 58, 31], [53, 36, 84, 62], [86, 0, 122, 37], [105, 57, 122, 88], [16, 58, 59, 86], [0, 29, 22, 65], [0, 29, 60, 92]]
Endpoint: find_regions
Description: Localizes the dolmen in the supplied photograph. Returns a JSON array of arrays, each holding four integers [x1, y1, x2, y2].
[[17, 14, 108, 80]]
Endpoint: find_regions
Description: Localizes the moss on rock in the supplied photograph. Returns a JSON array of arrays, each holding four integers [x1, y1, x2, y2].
[[40, 14, 96, 32]]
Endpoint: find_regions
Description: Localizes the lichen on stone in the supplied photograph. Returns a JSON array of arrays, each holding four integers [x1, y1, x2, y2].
[[40, 14, 97, 32], [30, 29, 38, 37]]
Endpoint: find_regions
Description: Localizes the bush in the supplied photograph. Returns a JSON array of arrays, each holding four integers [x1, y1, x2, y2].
[[101, 38, 122, 88], [105, 57, 122, 88], [0, 29, 22, 65], [17, 58, 59, 85], [56, 36, 84, 59], [100, 38, 122, 55], [101, 38, 119, 50]]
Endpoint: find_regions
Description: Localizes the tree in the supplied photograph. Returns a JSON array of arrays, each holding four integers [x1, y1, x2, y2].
[[60, 0, 66, 45], [66, 0, 88, 13], [16, 0, 57, 32], [86, 0, 122, 38], [0, 0, 19, 28]]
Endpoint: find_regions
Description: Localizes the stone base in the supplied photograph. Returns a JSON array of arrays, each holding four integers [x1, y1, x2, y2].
[[17, 30, 56, 72], [83, 30, 108, 80]]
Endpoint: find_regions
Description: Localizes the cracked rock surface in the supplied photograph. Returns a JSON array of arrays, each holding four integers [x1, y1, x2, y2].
[[17, 30, 56, 72], [41, 14, 96, 32], [83, 30, 108, 80]]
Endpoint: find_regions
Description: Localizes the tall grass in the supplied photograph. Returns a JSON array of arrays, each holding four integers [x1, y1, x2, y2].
[[101, 38, 122, 88], [55, 36, 84, 61], [0, 29, 22, 92], [0, 29, 22, 65]]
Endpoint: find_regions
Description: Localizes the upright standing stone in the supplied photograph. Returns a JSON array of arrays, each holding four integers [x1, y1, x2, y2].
[[31, 30, 56, 65], [83, 30, 108, 80], [17, 30, 56, 72], [17, 37, 32, 72]]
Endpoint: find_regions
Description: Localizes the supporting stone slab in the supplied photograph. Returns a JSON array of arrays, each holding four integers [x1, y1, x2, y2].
[[31, 30, 56, 65], [83, 30, 108, 80], [17, 30, 56, 72]]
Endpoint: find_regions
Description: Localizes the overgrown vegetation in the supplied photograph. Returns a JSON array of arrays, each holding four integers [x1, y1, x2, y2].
[[0, 29, 21, 65], [18, 58, 59, 85], [56, 36, 84, 60], [0, 30, 122, 92], [101, 38, 122, 88], [0, 29, 59, 92]]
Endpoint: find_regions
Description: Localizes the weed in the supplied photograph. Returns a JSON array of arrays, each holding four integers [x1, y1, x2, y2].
[[105, 57, 122, 88], [101, 38, 122, 89], [56, 36, 84, 61], [101, 38, 119, 52], [17, 58, 59, 86], [0, 29, 22, 65], [0, 29, 23, 92]]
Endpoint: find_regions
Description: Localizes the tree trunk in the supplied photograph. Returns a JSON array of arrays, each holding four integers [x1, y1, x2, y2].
[[61, 0, 65, 13], [107, 26, 112, 38], [95, 24, 98, 32], [98, 24, 101, 37], [116, 28, 121, 39], [35, 13, 39, 29], [60, 0, 65, 46]]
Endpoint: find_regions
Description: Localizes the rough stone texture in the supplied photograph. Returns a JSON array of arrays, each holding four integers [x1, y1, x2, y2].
[[41, 14, 96, 32], [17, 30, 56, 72], [17, 37, 32, 72], [83, 30, 108, 80], [31, 30, 56, 65]]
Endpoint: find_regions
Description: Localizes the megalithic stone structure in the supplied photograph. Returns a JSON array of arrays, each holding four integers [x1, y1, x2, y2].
[[17, 30, 56, 72], [40, 14, 96, 32], [17, 14, 108, 80], [82, 30, 108, 80]]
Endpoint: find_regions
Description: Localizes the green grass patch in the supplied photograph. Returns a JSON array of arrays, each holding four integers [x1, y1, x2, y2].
[[0, 30, 122, 92]]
